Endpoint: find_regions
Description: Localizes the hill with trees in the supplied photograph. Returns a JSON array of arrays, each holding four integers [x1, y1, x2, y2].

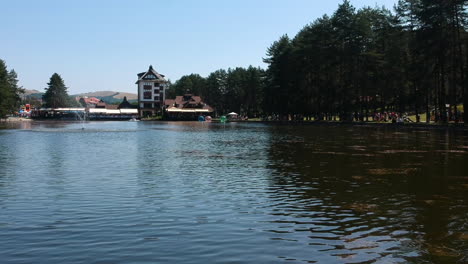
[[73, 91, 137, 104]]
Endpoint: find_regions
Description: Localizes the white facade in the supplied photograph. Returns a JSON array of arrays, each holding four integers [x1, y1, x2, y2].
[[137, 81, 166, 106], [136, 65, 167, 117]]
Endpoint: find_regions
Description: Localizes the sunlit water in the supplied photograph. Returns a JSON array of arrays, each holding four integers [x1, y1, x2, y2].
[[0, 121, 467, 263]]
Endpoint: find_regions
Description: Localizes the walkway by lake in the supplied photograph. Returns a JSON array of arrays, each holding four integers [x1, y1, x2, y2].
[[0, 121, 467, 263]]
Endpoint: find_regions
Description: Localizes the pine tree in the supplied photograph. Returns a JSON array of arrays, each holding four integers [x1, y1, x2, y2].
[[7, 69, 24, 109], [264, 35, 293, 118], [0, 59, 23, 118], [0, 60, 11, 118], [42, 73, 71, 108]]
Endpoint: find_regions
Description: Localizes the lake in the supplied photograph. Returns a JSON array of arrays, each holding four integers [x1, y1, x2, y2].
[[0, 121, 467, 263]]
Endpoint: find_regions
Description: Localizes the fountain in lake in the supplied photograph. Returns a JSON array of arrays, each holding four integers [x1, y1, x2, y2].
[[74, 110, 87, 129]]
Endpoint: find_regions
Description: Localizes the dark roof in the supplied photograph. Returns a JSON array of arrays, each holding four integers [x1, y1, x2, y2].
[[136, 65, 167, 84], [96, 100, 107, 108], [164, 94, 213, 112], [118, 96, 134, 109]]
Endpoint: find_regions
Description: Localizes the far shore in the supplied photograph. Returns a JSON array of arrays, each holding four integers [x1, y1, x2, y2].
[[211, 119, 468, 131], [1, 117, 467, 131]]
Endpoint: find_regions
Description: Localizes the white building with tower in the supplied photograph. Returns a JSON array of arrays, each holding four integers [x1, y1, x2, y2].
[[136, 65, 168, 117]]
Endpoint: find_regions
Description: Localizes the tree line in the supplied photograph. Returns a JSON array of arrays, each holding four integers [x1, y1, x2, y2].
[[169, 0, 468, 123], [0, 58, 76, 118], [167, 66, 265, 117]]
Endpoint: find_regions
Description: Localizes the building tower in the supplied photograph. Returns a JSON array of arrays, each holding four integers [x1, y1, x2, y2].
[[136, 65, 168, 117]]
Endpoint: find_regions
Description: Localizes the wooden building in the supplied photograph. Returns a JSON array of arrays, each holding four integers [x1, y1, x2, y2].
[[164, 94, 214, 120], [136, 65, 168, 117]]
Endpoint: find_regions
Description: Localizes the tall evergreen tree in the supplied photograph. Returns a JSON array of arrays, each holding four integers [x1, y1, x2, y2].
[[0, 60, 23, 118], [264, 35, 293, 119], [7, 69, 23, 111], [42, 73, 71, 108], [204, 69, 228, 115]]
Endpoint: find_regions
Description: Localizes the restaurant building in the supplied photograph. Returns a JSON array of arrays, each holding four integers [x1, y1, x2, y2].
[[31, 97, 138, 120], [164, 94, 214, 120]]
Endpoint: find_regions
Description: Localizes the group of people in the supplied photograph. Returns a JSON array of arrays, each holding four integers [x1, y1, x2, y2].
[[371, 112, 413, 123]]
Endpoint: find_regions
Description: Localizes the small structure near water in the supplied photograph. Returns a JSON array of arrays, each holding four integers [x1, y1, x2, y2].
[[164, 94, 213, 121], [32, 107, 138, 120]]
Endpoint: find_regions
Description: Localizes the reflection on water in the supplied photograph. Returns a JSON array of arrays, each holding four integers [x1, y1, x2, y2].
[[267, 126, 468, 263], [0, 121, 467, 263]]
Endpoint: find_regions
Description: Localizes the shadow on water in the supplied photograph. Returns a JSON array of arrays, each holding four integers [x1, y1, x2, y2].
[[265, 125, 468, 263]]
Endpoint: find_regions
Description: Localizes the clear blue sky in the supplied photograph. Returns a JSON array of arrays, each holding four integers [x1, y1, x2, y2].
[[2, 0, 398, 94]]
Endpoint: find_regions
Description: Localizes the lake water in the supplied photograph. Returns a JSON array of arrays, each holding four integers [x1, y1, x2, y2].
[[0, 121, 467, 263]]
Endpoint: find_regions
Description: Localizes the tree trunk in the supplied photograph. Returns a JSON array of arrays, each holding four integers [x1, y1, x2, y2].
[[464, 41, 468, 124]]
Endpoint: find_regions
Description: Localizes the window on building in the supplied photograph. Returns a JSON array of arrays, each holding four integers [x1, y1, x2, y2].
[[144, 74, 156, 80], [144, 85, 152, 90], [154, 83, 160, 87], [154, 89, 159, 93], [144, 92, 152, 99], [144, 103, 152, 108]]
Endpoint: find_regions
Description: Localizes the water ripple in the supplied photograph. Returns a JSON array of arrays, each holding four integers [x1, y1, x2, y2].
[[0, 122, 467, 263]]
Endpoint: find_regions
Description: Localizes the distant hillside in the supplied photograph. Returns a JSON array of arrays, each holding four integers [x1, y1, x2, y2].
[[23, 89, 43, 99], [73, 91, 138, 104], [24, 89, 41, 96], [21, 90, 138, 104]]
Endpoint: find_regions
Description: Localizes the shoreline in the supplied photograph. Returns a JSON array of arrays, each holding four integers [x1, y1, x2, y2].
[[2, 118, 467, 131], [0, 117, 33, 122], [231, 120, 468, 130]]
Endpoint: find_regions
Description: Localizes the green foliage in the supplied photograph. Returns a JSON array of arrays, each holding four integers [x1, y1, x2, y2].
[[0, 59, 23, 118], [167, 67, 265, 117], [166, 74, 206, 99], [67, 96, 82, 107], [259, 0, 468, 122], [42, 73, 71, 108], [264, 35, 293, 116], [166, 1, 467, 122]]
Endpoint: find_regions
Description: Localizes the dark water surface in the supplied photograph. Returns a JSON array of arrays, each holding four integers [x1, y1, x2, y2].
[[0, 121, 467, 263]]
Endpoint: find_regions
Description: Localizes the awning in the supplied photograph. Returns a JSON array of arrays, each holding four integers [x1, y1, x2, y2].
[[120, 109, 138, 114], [89, 108, 108, 113], [166, 107, 211, 113], [54, 108, 86, 112], [106, 110, 121, 114]]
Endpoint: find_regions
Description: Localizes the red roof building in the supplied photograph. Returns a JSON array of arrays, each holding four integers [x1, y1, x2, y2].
[[77, 96, 101, 107]]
